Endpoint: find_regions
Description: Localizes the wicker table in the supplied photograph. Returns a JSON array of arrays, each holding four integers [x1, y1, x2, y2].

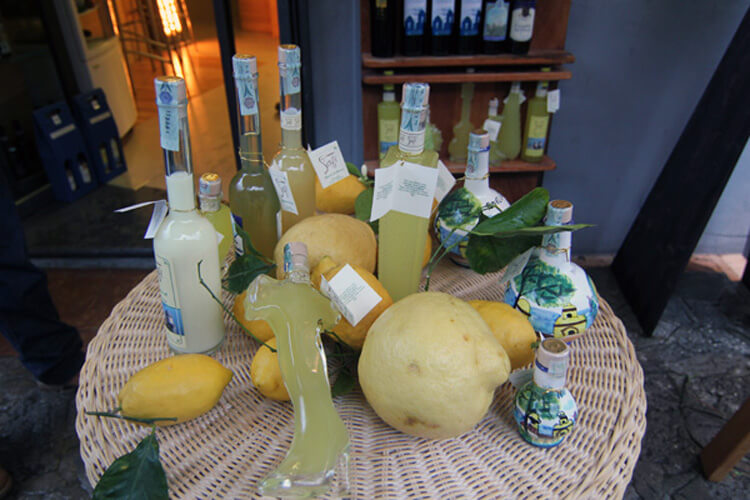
[[75, 262, 646, 499]]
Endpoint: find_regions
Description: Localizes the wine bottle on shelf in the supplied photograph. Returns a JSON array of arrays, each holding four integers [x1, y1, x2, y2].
[[403, 0, 427, 55], [378, 70, 400, 162], [229, 54, 281, 260], [457, 0, 482, 54], [495, 82, 524, 161], [429, 0, 456, 55], [152, 76, 225, 355], [448, 82, 475, 162], [481, 0, 510, 54], [199, 172, 233, 267], [508, 0, 535, 54], [371, 0, 396, 57], [521, 68, 551, 162], [271, 44, 316, 234]]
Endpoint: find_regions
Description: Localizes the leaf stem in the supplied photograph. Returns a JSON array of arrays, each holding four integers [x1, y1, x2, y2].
[[86, 410, 177, 426], [424, 227, 463, 291]]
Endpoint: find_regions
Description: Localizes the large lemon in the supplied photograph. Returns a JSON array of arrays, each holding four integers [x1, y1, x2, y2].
[[358, 292, 510, 439], [315, 175, 367, 214], [118, 354, 233, 426], [233, 290, 274, 342], [311, 256, 339, 290], [468, 300, 537, 371], [250, 337, 289, 401]]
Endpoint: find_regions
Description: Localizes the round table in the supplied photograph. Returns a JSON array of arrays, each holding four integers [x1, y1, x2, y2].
[[75, 262, 646, 499]]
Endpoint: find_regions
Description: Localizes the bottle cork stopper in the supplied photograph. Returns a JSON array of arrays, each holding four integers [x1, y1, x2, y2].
[[278, 44, 301, 66], [546, 200, 574, 225], [533, 338, 571, 390], [199, 173, 222, 197], [154, 76, 186, 106]]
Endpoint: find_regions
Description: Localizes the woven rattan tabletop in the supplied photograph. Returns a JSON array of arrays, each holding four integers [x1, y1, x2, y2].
[[75, 261, 646, 499]]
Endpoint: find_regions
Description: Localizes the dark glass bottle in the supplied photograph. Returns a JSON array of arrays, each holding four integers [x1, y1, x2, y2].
[[481, 0, 510, 54], [457, 0, 482, 54], [428, 0, 456, 55], [403, 0, 428, 55], [508, 0, 535, 54], [371, 0, 396, 57]]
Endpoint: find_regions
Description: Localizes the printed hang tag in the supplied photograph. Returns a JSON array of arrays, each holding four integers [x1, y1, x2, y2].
[[434, 160, 456, 204], [370, 162, 439, 221], [509, 369, 533, 390], [158, 106, 180, 152], [547, 89, 561, 113], [499, 247, 534, 287], [268, 163, 299, 215], [323, 264, 383, 326], [280, 108, 302, 131], [482, 119, 502, 142], [114, 200, 168, 239], [308, 140, 350, 188]]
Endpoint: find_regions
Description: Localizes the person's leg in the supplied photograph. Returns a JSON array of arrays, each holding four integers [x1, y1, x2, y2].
[[0, 194, 84, 385]]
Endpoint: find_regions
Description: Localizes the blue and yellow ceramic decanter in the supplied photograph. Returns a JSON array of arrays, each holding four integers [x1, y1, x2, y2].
[[504, 200, 598, 340]]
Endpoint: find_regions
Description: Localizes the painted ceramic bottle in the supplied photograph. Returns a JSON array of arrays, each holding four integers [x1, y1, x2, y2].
[[435, 129, 509, 266], [514, 338, 578, 447], [504, 200, 598, 340]]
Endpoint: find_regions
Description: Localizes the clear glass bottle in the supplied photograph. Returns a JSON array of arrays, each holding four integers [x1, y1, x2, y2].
[[486, 97, 504, 166], [152, 76, 225, 354], [229, 54, 281, 260], [448, 82, 475, 162], [521, 68, 551, 162], [379, 82, 439, 301], [378, 71, 400, 162], [496, 81, 524, 161], [246, 242, 349, 498], [199, 172, 232, 267], [270, 44, 316, 234]]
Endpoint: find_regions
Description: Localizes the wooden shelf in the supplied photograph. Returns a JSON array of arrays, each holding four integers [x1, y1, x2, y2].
[[362, 67, 571, 85], [364, 155, 556, 175], [362, 50, 575, 69]]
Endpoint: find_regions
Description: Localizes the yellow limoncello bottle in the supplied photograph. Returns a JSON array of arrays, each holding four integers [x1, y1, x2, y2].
[[271, 44, 316, 234], [377, 71, 400, 163], [247, 242, 348, 498], [496, 81, 524, 161], [486, 98, 504, 166], [521, 68, 551, 163], [228, 54, 280, 260], [379, 82, 439, 301], [448, 82, 475, 162], [198, 173, 232, 267]]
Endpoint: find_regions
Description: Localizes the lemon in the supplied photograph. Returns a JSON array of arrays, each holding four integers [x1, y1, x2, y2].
[[315, 175, 367, 214], [250, 337, 289, 401], [311, 256, 339, 290], [468, 300, 537, 371], [118, 354, 233, 426], [359, 292, 510, 439], [323, 263, 393, 350], [233, 290, 274, 342]]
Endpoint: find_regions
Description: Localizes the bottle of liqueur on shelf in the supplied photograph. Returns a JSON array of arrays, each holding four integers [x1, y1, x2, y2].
[[485, 97, 504, 166], [152, 76, 225, 354], [429, 0, 456, 55], [521, 68, 551, 162], [378, 70, 400, 162], [457, 0, 482, 54], [448, 82, 475, 162], [403, 0, 427, 55], [229, 54, 280, 260], [508, 0, 535, 54], [496, 82, 524, 161], [271, 44, 316, 234], [424, 105, 443, 152], [482, 0, 510, 54], [199, 173, 232, 266], [379, 82, 439, 301], [371, 0, 396, 57]]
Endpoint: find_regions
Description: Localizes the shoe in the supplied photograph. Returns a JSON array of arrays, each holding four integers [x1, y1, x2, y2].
[[0, 466, 12, 499]]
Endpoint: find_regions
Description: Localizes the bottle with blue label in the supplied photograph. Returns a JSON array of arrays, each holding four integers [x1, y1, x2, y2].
[[429, 0, 456, 55], [152, 76, 225, 354], [482, 0, 510, 54], [403, 0, 427, 55], [458, 0, 483, 54]]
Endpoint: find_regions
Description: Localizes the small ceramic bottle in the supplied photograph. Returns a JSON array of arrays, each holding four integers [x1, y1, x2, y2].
[[504, 200, 598, 340], [514, 337, 577, 447]]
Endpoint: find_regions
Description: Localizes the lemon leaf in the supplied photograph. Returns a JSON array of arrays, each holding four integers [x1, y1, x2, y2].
[[470, 187, 549, 236], [354, 188, 378, 234], [93, 432, 168, 500], [224, 255, 275, 294]]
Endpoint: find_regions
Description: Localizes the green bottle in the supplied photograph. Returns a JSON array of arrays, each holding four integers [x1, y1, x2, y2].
[[496, 82, 524, 161], [378, 71, 400, 163], [521, 68, 551, 163], [448, 82, 475, 162]]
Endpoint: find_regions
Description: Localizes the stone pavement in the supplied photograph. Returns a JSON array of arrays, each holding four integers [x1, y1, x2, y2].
[[0, 267, 748, 499]]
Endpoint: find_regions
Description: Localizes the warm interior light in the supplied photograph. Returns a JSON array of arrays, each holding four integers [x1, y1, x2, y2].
[[106, 0, 119, 35], [156, 0, 183, 37]]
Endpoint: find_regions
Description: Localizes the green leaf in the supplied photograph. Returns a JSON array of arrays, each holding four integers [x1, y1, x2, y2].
[[235, 224, 270, 263], [346, 161, 361, 177], [466, 234, 541, 274], [354, 188, 378, 234], [93, 433, 168, 500], [488, 223, 593, 239], [331, 368, 356, 397], [471, 187, 549, 236], [223, 255, 275, 294]]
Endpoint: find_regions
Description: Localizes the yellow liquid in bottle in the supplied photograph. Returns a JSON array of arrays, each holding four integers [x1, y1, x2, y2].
[[497, 87, 522, 161], [247, 274, 348, 498], [273, 128, 316, 234], [448, 83, 475, 162], [378, 98, 400, 162], [229, 166, 280, 259], [521, 85, 550, 163], [201, 202, 232, 266]]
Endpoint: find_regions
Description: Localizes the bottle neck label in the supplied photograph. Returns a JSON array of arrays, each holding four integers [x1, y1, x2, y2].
[[199, 196, 221, 213], [281, 108, 302, 131], [236, 77, 259, 116], [398, 108, 427, 154], [533, 357, 567, 390], [466, 148, 490, 180], [157, 103, 186, 152]]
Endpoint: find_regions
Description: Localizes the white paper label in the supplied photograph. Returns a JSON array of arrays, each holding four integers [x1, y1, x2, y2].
[[236, 80, 258, 116], [114, 199, 168, 239], [269, 164, 299, 215], [398, 129, 425, 154], [371, 162, 439, 221], [158, 107, 180, 151], [281, 109, 302, 131], [483, 119, 502, 141], [499, 247, 534, 287], [509, 368, 533, 390], [547, 89, 561, 113], [434, 160, 456, 203], [215, 231, 224, 244], [308, 140, 350, 188], [510, 7, 535, 42], [322, 264, 383, 326]]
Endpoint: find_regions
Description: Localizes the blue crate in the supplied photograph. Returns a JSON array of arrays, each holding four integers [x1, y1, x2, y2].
[[32, 102, 98, 202], [71, 89, 127, 184]]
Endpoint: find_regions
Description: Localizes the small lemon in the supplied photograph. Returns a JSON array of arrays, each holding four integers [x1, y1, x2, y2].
[[233, 290, 274, 342], [311, 256, 338, 290], [468, 300, 537, 370], [250, 337, 289, 401], [315, 175, 367, 214]]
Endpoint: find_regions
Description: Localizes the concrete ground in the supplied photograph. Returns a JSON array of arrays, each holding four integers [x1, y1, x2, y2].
[[0, 266, 748, 499]]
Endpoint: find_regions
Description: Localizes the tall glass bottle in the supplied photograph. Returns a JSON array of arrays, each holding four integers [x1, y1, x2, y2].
[[521, 69, 550, 162], [198, 173, 232, 267], [271, 44, 316, 234], [429, 0, 456, 55], [448, 82, 475, 162], [424, 105, 443, 153], [508, 0, 536, 54], [403, 0, 427, 55], [152, 76, 224, 354], [379, 83, 439, 301], [482, 0, 510, 54], [496, 82, 524, 161], [458, 0, 482, 54], [247, 242, 349, 498], [378, 72, 400, 162], [486, 97, 504, 166], [229, 54, 280, 260], [371, 0, 396, 57]]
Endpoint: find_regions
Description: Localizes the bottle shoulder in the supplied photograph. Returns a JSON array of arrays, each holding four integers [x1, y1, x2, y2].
[[155, 211, 217, 240]]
